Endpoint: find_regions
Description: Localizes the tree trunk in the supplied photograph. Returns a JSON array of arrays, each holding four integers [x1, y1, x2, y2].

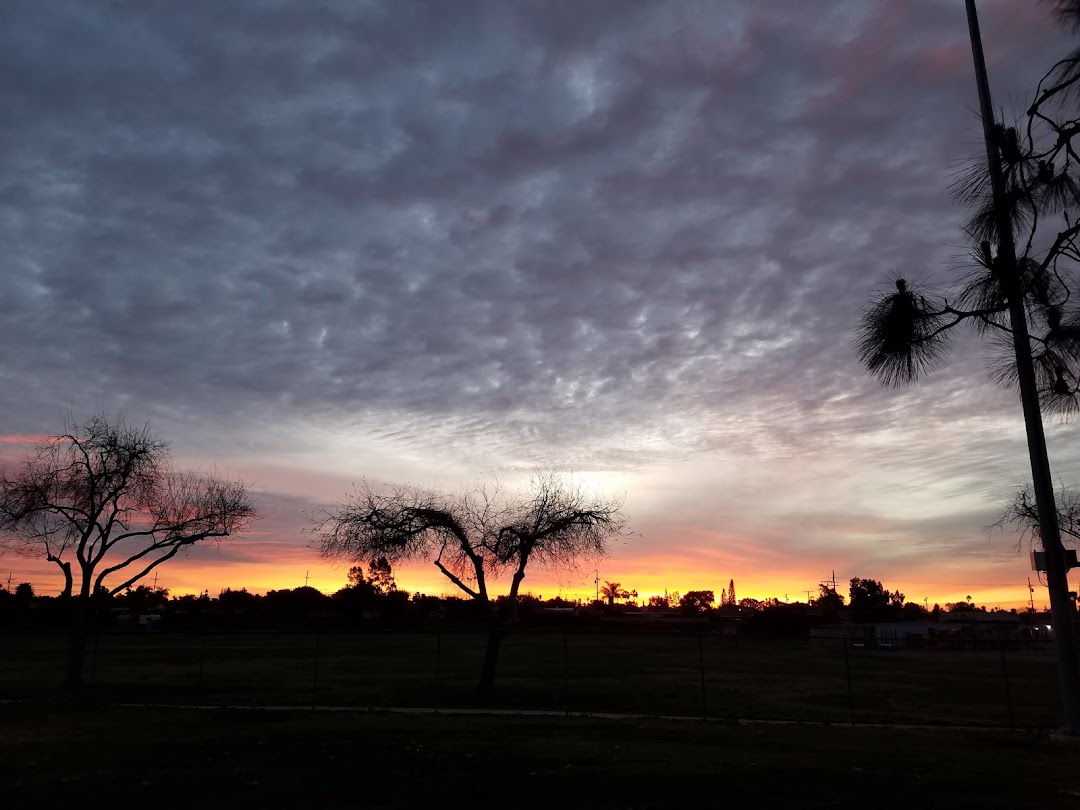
[[476, 563, 527, 696], [64, 597, 88, 690], [59, 561, 73, 600], [967, 0, 1080, 733], [476, 621, 505, 696]]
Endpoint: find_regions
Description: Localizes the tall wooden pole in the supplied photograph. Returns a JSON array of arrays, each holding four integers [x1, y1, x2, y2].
[[966, 0, 1080, 733]]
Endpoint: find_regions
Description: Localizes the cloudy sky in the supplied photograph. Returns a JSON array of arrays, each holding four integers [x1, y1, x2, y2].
[[2, 0, 1078, 607]]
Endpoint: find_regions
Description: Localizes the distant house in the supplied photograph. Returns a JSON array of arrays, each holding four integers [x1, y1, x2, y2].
[[810, 615, 1050, 649]]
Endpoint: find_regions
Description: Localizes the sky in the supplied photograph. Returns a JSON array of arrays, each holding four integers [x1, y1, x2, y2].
[[2, 0, 1079, 609]]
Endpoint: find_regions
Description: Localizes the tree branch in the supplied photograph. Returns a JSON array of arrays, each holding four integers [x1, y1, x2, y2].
[[432, 558, 481, 600]]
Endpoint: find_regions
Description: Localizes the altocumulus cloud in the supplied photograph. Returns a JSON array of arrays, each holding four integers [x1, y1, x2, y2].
[[2, 0, 1079, 599]]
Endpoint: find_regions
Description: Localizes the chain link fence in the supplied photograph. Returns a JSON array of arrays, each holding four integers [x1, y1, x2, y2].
[[0, 628, 1064, 727]]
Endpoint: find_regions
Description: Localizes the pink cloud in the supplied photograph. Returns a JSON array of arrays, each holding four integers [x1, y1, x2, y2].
[[0, 434, 49, 445]]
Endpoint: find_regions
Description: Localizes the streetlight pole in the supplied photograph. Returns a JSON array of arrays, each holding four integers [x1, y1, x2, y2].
[[966, 0, 1080, 733]]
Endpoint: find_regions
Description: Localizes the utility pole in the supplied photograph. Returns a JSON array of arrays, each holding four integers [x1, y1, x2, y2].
[[1029, 578, 1037, 613], [594, 569, 599, 603], [804, 590, 814, 603], [304, 570, 310, 587], [966, 0, 1080, 733]]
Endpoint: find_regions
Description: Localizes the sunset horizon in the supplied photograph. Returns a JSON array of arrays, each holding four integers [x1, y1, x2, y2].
[[10, 4, 1080, 798]]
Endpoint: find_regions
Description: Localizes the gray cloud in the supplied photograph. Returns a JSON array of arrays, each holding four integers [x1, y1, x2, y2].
[[2, 0, 1079, 596]]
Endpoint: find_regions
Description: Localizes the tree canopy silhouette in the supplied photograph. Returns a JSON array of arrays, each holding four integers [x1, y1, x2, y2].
[[856, 5, 1080, 410], [856, 1, 1080, 733], [0, 413, 256, 687], [992, 483, 1080, 548], [679, 590, 715, 615], [314, 470, 627, 694], [600, 580, 629, 606]]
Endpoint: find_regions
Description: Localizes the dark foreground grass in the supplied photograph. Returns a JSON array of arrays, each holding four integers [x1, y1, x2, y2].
[[0, 630, 1063, 727], [4, 703, 1080, 809]]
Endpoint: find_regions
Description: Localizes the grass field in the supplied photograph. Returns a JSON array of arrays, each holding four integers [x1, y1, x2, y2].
[[5, 703, 1080, 809], [0, 629, 1065, 727]]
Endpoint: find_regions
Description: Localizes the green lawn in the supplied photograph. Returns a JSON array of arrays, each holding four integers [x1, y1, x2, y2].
[[0, 629, 1063, 727], [4, 704, 1080, 809]]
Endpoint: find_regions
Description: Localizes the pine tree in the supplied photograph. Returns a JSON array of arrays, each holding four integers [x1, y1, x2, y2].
[[728, 579, 736, 606]]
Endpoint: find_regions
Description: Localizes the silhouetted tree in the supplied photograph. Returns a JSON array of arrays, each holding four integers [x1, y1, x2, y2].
[[992, 484, 1080, 547], [848, 578, 895, 621], [346, 558, 397, 595], [314, 470, 627, 694], [218, 587, 260, 610], [856, 2, 1080, 731], [679, 590, 715, 615], [170, 591, 211, 621], [332, 579, 377, 620], [263, 586, 330, 621], [14, 582, 33, 603], [899, 602, 926, 621], [726, 579, 736, 607], [738, 597, 762, 611], [117, 585, 169, 613], [645, 594, 670, 611], [745, 601, 814, 637], [367, 557, 396, 594], [816, 585, 845, 619], [600, 580, 629, 606], [0, 414, 256, 687]]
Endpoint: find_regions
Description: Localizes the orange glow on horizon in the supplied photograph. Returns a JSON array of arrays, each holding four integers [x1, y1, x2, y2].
[[0, 491, 1044, 611], [7, 555, 1050, 612]]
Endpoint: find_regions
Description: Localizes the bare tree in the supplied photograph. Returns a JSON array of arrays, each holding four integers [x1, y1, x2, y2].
[[314, 470, 627, 694], [992, 484, 1080, 548], [0, 413, 256, 688]]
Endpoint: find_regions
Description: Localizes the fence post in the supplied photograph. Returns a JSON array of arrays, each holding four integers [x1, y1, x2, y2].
[[842, 637, 855, 726], [311, 632, 321, 710], [434, 631, 442, 713], [563, 631, 570, 717], [698, 634, 708, 720], [89, 632, 101, 688], [1000, 645, 1015, 731], [197, 634, 205, 708], [250, 637, 258, 707]]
